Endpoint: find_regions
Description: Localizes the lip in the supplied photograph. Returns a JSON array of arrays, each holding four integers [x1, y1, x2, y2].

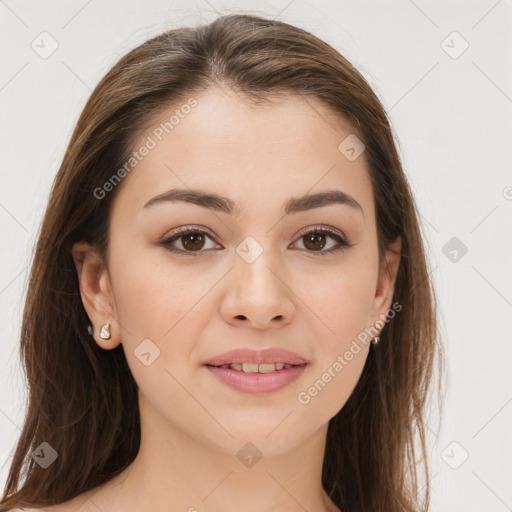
[[203, 347, 309, 395], [203, 347, 308, 366], [204, 363, 308, 394]]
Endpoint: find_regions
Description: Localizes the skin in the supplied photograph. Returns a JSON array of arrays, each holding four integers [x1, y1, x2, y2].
[[34, 87, 401, 512]]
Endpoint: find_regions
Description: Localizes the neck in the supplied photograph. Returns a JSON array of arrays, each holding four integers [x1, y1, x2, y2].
[[91, 394, 340, 512]]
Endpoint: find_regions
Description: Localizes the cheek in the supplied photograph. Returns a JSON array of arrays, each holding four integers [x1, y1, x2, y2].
[[109, 240, 209, 335], [295, 263, 377, 346], [294, 276, 373, 419], [297, 344, 368, 425], [111, 265, 211, 412], [295, 262, 377, 416]]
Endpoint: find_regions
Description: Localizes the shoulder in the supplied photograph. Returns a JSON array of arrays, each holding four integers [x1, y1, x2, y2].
[[8, 508, 52, 511], [8, 503, 74, 511], [8, 509, 42, 511], [7, 484, 107, 511]]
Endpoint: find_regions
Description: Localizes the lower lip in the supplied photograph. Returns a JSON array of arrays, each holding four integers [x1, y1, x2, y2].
[[204, 364, 308, 394]]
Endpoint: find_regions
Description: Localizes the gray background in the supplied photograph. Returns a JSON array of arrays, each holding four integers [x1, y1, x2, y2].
[[1, 1, 511, 510]]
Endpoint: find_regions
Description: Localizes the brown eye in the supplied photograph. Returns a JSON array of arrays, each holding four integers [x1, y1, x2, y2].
[[160, 227, 219, 256], [302, 232, 328, 251], [181, 232, 206, 251], [292, 228, 351, 256], [160, 226, 351, 257]]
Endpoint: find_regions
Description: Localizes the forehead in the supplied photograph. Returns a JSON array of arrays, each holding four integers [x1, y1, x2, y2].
[[111, 88, 374, 223]]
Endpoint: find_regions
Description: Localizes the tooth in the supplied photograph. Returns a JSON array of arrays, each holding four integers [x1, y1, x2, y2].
[[233, 362, 291, 373], [259, 363, 277, 373], [242, 363, 259, 373]]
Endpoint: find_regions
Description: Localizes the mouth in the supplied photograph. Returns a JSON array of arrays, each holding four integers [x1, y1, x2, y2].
[[205, 362, 303, 373], [203, 362, 308, 394]]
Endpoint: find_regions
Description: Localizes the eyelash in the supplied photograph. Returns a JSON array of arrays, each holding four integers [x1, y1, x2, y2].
[[159, 225, 352, 257]]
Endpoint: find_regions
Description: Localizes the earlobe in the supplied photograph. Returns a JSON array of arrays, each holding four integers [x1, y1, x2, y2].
[[72, 241, 121, 350]]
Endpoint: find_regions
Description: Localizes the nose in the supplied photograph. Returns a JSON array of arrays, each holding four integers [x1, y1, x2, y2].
[[220, 248, 295, 330]]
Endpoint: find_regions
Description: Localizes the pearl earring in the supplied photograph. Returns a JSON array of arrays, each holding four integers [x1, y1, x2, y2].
[[99, 322, 111, 340], [371, 336, 380, 345]]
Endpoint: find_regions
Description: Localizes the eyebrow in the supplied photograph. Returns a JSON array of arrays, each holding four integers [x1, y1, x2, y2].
[[143, 188, 364, 218]]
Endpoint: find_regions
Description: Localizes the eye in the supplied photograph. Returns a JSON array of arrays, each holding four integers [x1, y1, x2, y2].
[[290, 226, 352, 256], [159, 225, 352, 256], [159, 226, 220, 256]]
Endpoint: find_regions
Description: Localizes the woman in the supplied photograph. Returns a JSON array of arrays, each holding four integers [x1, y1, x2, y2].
[[1, 13, 443, 512]]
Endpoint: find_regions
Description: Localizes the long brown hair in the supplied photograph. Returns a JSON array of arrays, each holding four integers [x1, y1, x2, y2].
[[1, 13, 444, 512]]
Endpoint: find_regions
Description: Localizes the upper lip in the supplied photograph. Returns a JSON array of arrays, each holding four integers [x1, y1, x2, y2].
[[204, 348, 308, 366]]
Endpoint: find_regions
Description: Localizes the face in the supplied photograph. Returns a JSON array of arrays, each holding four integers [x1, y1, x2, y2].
[[73, 87, 401, 457]]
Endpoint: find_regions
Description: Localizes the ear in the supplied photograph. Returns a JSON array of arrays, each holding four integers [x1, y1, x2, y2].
[[370, 236, 402, 332], [72, 241, 121, 350]]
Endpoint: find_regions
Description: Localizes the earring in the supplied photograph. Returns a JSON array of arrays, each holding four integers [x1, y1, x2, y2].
[[99, 322, 111, 340], [87, 324, 93, 336], [371, 336, 380, 345]]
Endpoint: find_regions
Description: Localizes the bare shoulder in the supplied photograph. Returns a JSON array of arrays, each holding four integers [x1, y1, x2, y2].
[[6, 478, 116, 512], [8, 508, 46, 512], [8, 509, 50, 512], [7, 495, 89, 511], [8, 506, 65, 511]]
